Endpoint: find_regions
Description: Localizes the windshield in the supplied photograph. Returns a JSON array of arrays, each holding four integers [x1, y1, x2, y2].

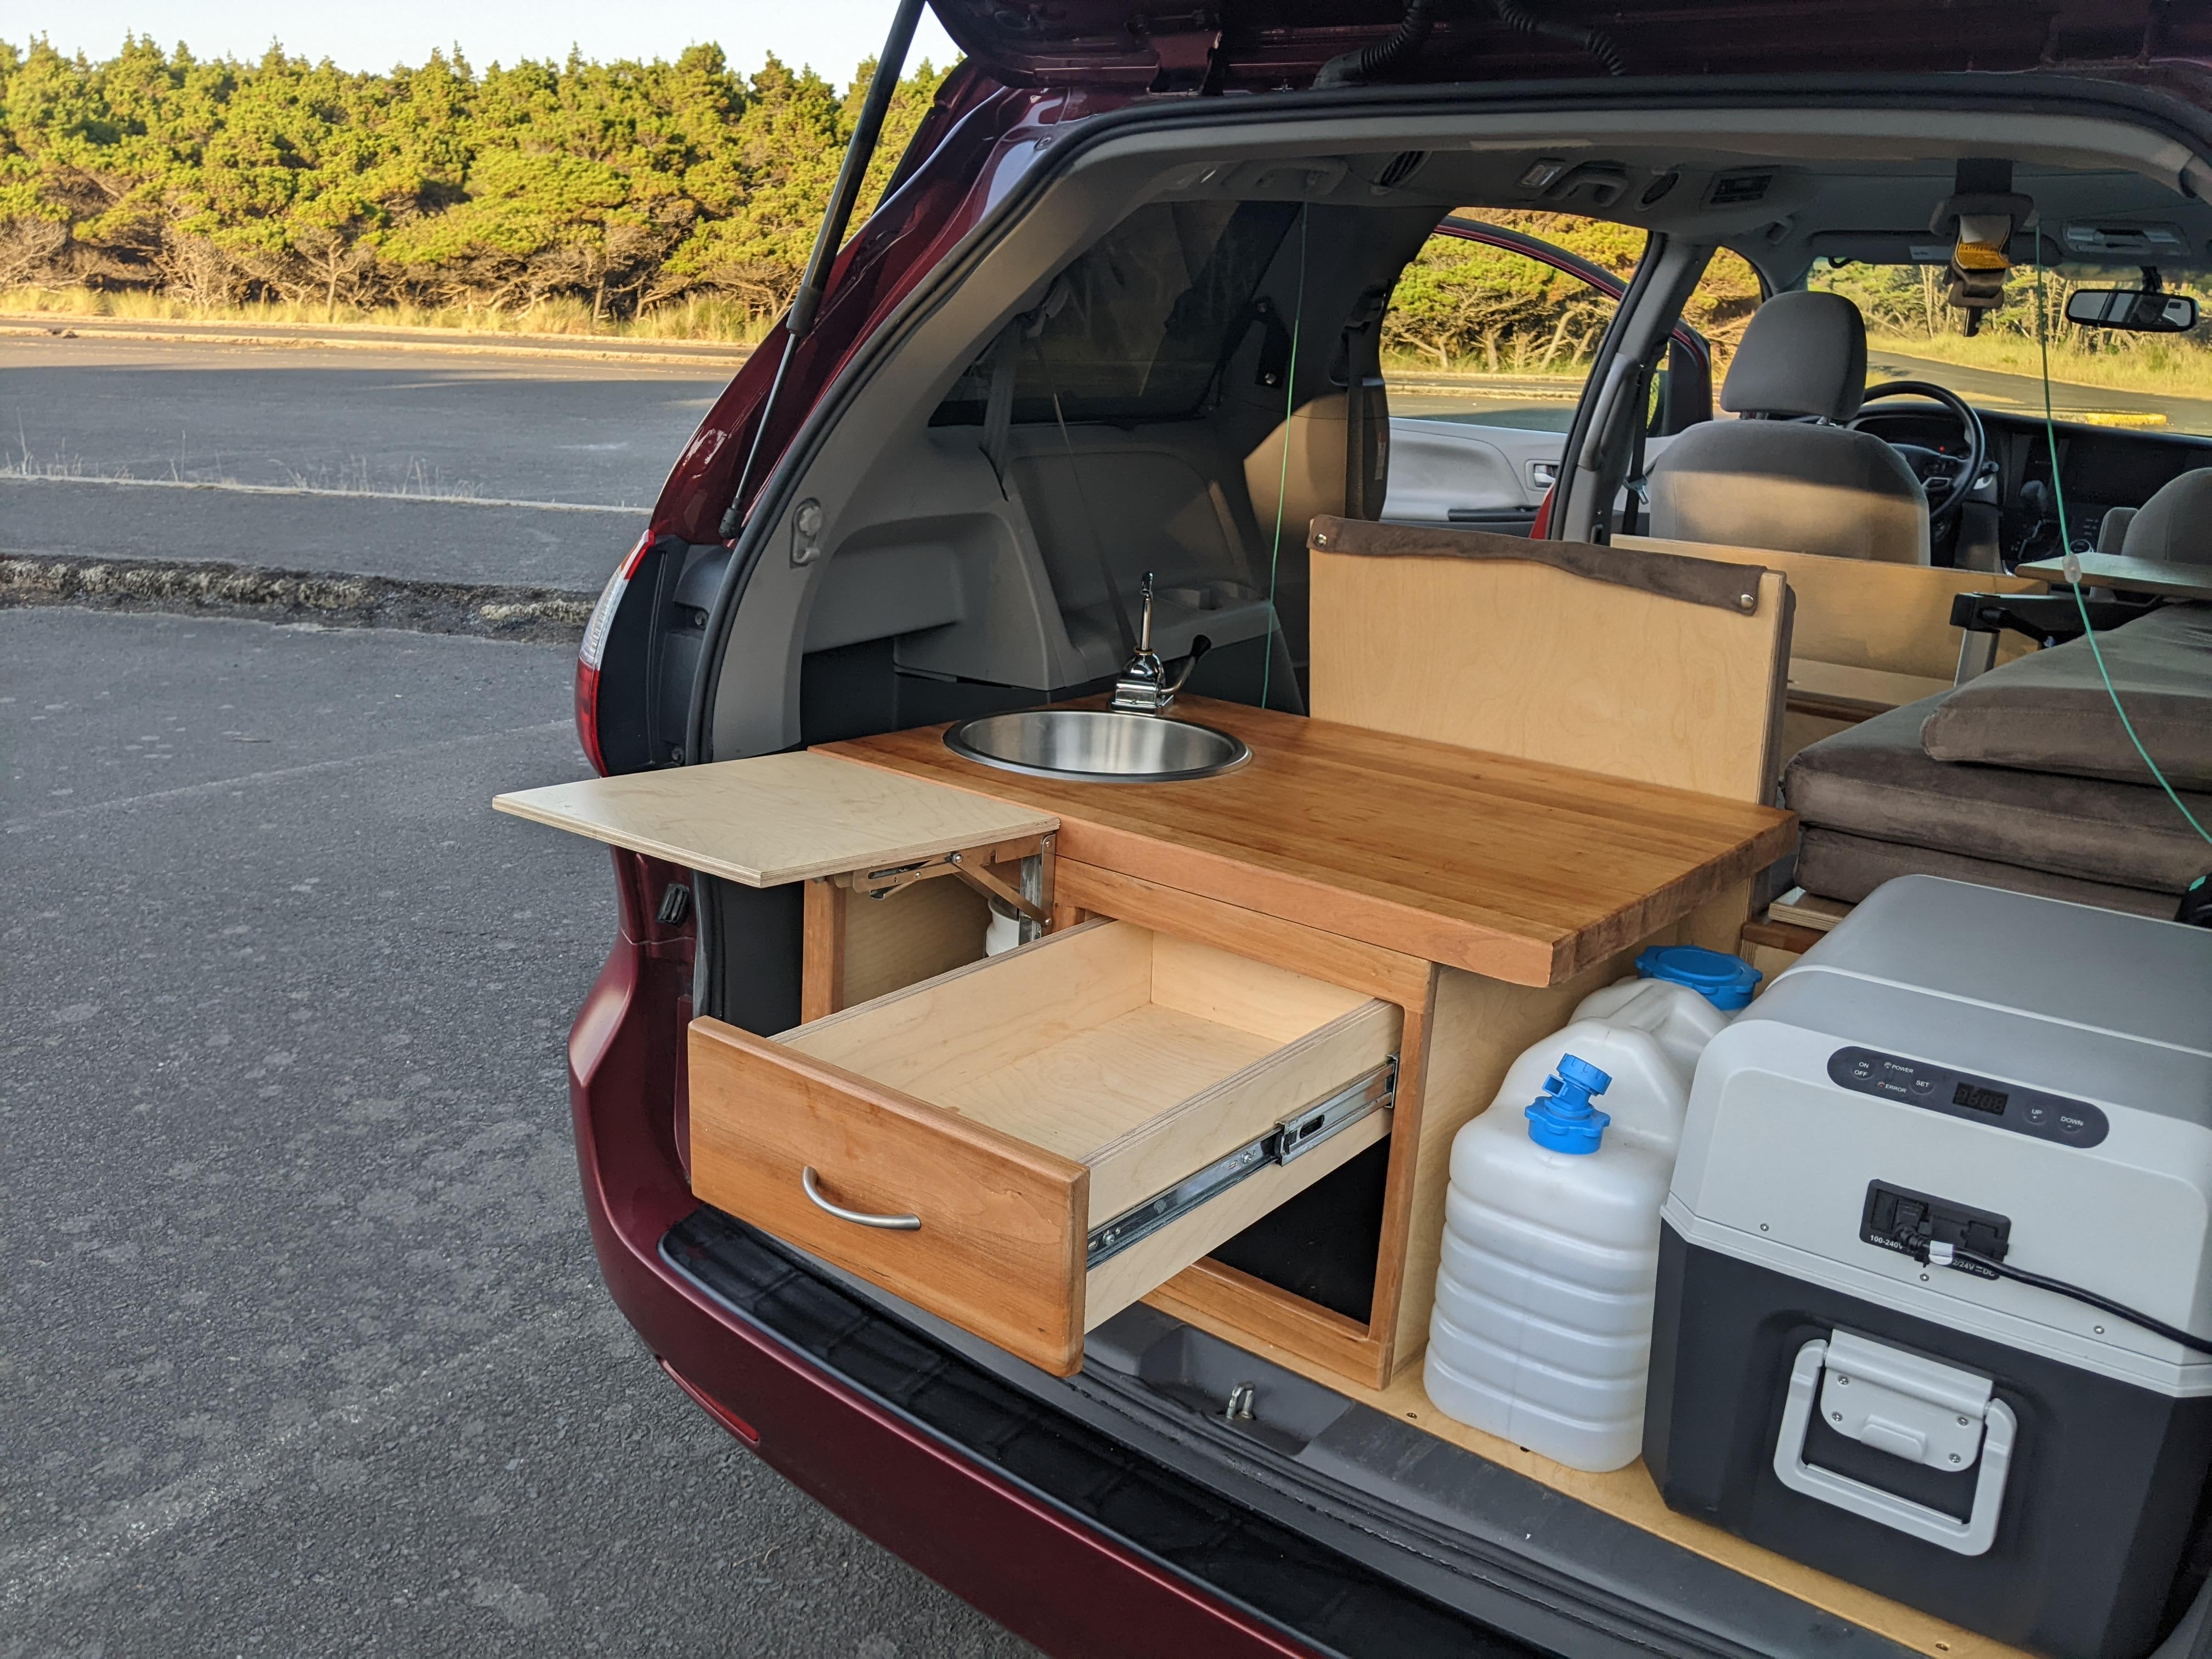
[[1807, 258, 2212, 437]]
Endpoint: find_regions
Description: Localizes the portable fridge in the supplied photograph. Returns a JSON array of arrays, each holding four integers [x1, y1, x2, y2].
[[1646, 877, 2212, 1659]]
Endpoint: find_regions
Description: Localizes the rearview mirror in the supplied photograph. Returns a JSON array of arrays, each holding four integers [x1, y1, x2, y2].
[[2065, 287, 2200, 332]]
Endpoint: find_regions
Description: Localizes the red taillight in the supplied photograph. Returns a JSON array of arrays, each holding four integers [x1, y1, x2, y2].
[[573, 661, 608, 775], [574, 533, 654, 776]]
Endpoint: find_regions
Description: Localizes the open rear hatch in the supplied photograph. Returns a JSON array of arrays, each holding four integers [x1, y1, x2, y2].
[[924, 0, 2186, 93]]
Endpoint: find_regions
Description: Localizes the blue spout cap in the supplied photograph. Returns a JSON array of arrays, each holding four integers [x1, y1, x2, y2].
[[1635, 944, 1762, 1011], [1526, 1053, 1613, 1154]]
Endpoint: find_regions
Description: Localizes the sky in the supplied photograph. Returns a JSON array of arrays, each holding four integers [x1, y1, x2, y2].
[[5, 0, 964, 86]]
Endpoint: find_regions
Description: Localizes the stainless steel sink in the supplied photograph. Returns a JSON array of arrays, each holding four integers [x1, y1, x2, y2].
[[943, 709, 1250, 784]]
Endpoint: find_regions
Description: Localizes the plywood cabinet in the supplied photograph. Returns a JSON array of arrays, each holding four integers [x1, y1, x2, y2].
[[687, 920, 1401, 1375], [498, 703, 1792, 1389]]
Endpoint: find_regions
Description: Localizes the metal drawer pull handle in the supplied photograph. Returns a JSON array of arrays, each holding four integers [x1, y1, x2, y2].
[[801, 1167, 919, 1231]]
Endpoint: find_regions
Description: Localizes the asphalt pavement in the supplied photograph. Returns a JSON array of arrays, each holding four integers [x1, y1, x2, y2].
[[0, 335, 1038, 1656], [0, 333, 726, 592], [1868, 347, 2212, 431]]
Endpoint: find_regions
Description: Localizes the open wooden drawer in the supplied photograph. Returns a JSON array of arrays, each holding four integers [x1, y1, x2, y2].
[[687, 919, 1402, 1374]]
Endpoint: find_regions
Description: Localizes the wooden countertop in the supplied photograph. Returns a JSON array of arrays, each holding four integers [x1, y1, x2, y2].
[[822, 698, 1796, 987]]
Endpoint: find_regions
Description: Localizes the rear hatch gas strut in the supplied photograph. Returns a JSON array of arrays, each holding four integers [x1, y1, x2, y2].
[[718, 0, 929, 539]]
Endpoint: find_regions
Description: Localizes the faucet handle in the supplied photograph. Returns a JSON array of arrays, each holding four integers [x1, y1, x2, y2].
[[1138, 571, 1155, 653]]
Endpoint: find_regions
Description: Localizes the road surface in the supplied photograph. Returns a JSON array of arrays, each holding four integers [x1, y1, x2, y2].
[[1, 331, 726, 592], [1, 330, 1039, 1657]]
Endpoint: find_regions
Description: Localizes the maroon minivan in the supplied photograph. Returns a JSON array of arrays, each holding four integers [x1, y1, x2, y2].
[[555, 4, 2212, 1654]]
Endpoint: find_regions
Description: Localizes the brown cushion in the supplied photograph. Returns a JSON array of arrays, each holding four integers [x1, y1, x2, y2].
[[1918, 604, 2212, 789], [1795, 826, 2181, 921], [1784, 694, 2212, 893]]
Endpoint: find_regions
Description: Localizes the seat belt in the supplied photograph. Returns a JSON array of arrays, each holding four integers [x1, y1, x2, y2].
[[1621, 366, 1654, 537]]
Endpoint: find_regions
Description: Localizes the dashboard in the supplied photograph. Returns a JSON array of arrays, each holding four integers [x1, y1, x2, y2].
[[1855, 404, 2212, 563]]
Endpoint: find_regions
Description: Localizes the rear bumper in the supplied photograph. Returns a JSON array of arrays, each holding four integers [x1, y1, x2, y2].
[[565, 898, 1496, 1659], [644, 1217, 1322, 1658]]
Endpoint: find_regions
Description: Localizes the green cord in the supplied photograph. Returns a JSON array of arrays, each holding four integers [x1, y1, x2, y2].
[[1260, 204, 1310, 714], [2030, 252, 2212, 845]]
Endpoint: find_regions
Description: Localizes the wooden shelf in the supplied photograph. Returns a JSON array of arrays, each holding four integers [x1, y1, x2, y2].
[[493, 749, 1056, 888], [2018, 550, 2212, 602], [1770, 887, 1853, 934]]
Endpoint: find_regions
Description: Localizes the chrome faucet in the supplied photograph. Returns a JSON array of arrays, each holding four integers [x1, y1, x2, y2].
[[1110, 573, 1209, 716]]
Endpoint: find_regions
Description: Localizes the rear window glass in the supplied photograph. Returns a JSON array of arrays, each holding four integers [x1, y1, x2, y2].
[[933, 200, 1300, 425]]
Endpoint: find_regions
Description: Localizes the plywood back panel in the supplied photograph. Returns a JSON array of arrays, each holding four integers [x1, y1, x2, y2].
[[1149, 931, 1373, 1044], [840, 873, 989, 1007], [1308, 546, 1788, 804], [1616, 533, 2045, 682]]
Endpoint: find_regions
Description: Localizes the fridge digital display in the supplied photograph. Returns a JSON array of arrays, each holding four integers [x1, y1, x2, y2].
[[1952, 1080, 2010, 1115]]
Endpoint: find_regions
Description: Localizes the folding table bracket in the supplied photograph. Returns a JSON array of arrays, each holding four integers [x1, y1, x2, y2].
[[845, 833, 1057, 930]]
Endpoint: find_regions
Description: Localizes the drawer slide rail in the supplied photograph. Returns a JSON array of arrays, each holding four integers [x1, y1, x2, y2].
[[1086, 1059, 1397, 1269]]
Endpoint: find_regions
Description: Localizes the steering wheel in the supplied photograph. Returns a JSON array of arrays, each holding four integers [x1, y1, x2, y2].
[[1849, 380, 1987, 527]]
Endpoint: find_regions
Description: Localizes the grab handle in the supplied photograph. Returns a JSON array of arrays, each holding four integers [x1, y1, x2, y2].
[[800, 1166, 919, 1231], [1774, 1337, 2014, 1556]]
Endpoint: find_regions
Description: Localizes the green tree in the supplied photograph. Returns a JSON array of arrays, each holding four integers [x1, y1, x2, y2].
[[0, 34, 952, 327]]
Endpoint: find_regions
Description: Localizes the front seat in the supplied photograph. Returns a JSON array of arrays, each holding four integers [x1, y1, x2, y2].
[[1646, 290, 1929, 565], [2115, 468, 2212, 565]]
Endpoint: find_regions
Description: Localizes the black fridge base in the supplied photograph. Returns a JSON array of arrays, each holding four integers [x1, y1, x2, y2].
[[1645, 1223, 2212, 1659]]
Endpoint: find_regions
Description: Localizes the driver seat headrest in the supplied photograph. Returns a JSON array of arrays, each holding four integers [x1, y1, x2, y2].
[[1720, 290, 1869, 424]]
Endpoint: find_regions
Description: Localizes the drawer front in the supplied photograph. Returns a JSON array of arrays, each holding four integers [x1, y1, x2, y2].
[[688, 1018, 1090, 1374]]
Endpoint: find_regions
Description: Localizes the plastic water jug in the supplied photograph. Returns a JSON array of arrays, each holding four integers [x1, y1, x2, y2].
[[1421, 947, 1756, 1471]]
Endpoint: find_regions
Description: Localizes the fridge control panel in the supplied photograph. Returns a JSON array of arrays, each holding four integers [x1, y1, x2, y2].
[[1826, 1046, 2109, 1148]]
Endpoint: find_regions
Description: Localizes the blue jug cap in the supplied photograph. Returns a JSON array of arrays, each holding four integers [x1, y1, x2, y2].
[[1635, 944, 1762, 1012], [1526, 1053, 1613, 1155]]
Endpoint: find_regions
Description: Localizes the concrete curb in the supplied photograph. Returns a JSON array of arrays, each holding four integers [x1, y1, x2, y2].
[[0, 313, 759, 369], [0, 471, 651, 515], [1, 553, 594, 644]]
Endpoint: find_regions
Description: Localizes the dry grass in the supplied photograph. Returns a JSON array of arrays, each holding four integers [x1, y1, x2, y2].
[[1867, 328, 2212, 401], [1380, 351, 1588, 382], [0, 286, 774, 345]]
